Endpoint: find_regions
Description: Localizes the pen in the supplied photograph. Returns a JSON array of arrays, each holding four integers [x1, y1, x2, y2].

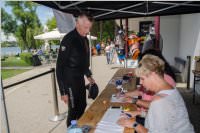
[[121, 111, 132, 118]]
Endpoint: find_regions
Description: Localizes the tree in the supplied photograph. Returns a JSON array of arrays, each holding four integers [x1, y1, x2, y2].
[[5, 1, 42, 51], [46, 17, 59, 45], [1, 8, 17, 37], [46, 17, 57, 31], [26, 28, 35, 49], [91, 20, 116, 44], [103, 20, 115, 41], [34, 27, 43, 48]]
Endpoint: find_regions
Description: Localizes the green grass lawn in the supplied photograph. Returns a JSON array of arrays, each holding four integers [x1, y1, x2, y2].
[[1, 56, 31, 67], [1, 69, 30, 80]]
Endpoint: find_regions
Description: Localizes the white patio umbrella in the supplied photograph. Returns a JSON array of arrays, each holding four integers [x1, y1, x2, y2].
[[34, 28, 97, 41], [34, 28, 97, 52], [87, 35, 97, 40], [34, 28, 66, 40], [34, 28, 65, 51]]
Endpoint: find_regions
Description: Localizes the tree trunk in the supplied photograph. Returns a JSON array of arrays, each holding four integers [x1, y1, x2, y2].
[[100, 21, 103, 41]]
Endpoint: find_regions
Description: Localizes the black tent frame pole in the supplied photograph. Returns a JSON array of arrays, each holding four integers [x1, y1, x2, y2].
[[187, 56, 191, 89], [155, 16, 160, 50], [1, 78, 10, 133], [125, 18, 129, 68]]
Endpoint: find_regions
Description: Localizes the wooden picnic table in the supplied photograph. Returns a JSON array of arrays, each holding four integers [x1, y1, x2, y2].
[[78, 68, 137, 133]]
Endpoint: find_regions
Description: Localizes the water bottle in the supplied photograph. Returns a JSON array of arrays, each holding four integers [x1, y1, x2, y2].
[[67, 120, 83, 133]]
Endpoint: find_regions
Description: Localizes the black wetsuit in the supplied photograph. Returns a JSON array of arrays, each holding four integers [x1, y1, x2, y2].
[[56, 29, 92, 126]]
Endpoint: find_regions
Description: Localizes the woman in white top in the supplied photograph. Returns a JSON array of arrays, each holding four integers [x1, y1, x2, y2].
[[117, 54, 194, 133]]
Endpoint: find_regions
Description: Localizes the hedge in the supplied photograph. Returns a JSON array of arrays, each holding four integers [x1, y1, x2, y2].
[[20, 53, 33, 65]]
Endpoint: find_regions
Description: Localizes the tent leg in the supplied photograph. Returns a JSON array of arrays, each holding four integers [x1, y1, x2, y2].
[[1, 78, 10, 133], [89, 32, 92, 72]]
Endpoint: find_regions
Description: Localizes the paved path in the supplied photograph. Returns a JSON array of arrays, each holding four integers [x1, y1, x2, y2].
[[2, 66, 34, 70], [1, 56, 123, 133]]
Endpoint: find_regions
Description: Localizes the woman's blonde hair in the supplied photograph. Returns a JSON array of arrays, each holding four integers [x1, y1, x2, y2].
[[135, 54, 165, 77]]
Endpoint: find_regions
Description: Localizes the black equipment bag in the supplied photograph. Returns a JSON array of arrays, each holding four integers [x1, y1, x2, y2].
[[85, 83, 99, 100]]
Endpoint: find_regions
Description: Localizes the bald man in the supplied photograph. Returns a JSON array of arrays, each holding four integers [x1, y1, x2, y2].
[[56, 12, 95, 126]]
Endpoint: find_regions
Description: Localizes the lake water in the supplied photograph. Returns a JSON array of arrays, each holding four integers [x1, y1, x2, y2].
[[1, 47, 21, 56], [1, 45, 60, 56]]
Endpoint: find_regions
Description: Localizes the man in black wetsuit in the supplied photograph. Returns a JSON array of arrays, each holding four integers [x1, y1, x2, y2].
[[56, 12, 95, 126]]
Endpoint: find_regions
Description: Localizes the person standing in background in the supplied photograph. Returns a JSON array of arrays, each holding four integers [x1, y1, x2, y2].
[[105, 44, 111, 64], [96, 43, 101, 55], [109, 41, 115, 64]]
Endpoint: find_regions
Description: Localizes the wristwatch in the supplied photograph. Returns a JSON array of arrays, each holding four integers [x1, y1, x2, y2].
[[132, 97, 138, 104], [133, 121, 138, 128]]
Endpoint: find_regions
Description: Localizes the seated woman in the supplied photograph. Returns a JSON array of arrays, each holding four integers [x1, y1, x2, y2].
[[122, 50, 176, 125], [117, 54, 194, 133], [123, 49, 176, 109]]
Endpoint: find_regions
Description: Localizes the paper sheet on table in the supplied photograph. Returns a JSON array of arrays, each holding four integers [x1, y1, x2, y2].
[[95, 128, 123, 133], [110, 94, 125, 103], [94, 108, 124, 133]]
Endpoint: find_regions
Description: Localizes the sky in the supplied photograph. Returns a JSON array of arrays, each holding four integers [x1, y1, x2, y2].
[[1, 1, 54, 41], [36, 4, 54, 26], [1, 1, 54, 25]]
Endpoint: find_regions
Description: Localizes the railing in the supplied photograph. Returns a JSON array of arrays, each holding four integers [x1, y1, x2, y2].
[[1, 68, 65, 133], [4, 69, 53, 89]]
